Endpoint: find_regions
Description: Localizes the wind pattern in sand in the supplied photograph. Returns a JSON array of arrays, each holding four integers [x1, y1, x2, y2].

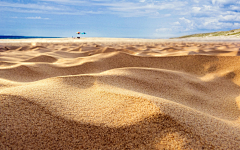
[[1, 39, 240, 149]]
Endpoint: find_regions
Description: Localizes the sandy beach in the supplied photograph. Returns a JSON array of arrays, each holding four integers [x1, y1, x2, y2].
[[1, 37, 240, 149]]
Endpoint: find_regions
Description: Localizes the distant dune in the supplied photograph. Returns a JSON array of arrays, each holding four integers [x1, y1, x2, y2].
[[1, 38, 240, 149], [173, 28, 240, 39]]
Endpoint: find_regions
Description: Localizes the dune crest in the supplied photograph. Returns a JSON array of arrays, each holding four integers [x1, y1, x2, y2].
[[1, 39, 240, 149], [23, 55, 58, 63]]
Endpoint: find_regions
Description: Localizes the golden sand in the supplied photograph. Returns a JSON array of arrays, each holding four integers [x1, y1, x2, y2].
[[1, 38, 240, 149]]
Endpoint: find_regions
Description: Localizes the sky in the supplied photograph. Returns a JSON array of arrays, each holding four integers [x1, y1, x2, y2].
[[0, 0, 240, 38]]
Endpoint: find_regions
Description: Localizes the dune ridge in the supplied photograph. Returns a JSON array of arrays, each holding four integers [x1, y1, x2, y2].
[[1, 39, 240, 149]]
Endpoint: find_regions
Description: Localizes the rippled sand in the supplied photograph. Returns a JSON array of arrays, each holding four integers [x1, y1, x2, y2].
[[1, 38, 240, 149]]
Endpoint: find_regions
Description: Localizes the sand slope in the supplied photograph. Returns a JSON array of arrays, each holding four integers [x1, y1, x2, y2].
[[1, 39, 240, 149]]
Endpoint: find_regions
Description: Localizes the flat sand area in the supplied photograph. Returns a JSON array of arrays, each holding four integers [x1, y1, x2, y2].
[[1, 38, 240, 149]]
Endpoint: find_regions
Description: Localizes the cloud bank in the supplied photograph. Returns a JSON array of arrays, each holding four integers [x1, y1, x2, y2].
[[1, 0, 240, 37]]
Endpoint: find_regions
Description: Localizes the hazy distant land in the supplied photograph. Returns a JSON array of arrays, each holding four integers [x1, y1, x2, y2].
[[173, 28, 240, 39]]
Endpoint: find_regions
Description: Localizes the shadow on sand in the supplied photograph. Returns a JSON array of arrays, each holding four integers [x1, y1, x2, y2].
[[0, 94, 213, 149]]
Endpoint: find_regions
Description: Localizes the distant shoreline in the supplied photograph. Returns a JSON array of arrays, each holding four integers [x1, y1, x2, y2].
[[0, 35, 64, 39]]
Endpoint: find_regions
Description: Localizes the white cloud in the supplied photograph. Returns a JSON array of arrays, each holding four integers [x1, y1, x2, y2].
[[26, 17, 49, 19], [11, 16, 50, 20], [164, 14, 171, 17], [233, 23, 240, 29], [156, 28, 172, 32], [173, 21, 180, 25], [203, 5, 213, 11], [193, 0, 199, 3], [0, 1, 103, 15], [212, 0, 238, 5], [0, 1, 61, 10], [157, 0, 240, 33], [179, 17, 192, 24], [41, 0, 86, 3], [0, 0, 189, 17], [192, 7, 201, 12], [219, 15, 240, 21], [93, 1, 187, 17], [230, 5, 240, 11], [1, 0, 240, 35]]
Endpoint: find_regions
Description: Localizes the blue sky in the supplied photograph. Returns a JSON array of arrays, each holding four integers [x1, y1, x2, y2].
[[0, 0, 240, 38]]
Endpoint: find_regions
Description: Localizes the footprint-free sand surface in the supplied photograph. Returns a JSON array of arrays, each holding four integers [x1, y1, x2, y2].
[[1, 38, 240, 149]]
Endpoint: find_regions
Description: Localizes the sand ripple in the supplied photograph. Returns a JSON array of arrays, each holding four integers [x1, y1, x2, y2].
[[1, 39, 240, 149]]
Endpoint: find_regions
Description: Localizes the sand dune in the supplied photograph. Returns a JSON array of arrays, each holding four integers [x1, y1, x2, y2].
[[1, 38, 240, 149], [23, 55, 58, 63]]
